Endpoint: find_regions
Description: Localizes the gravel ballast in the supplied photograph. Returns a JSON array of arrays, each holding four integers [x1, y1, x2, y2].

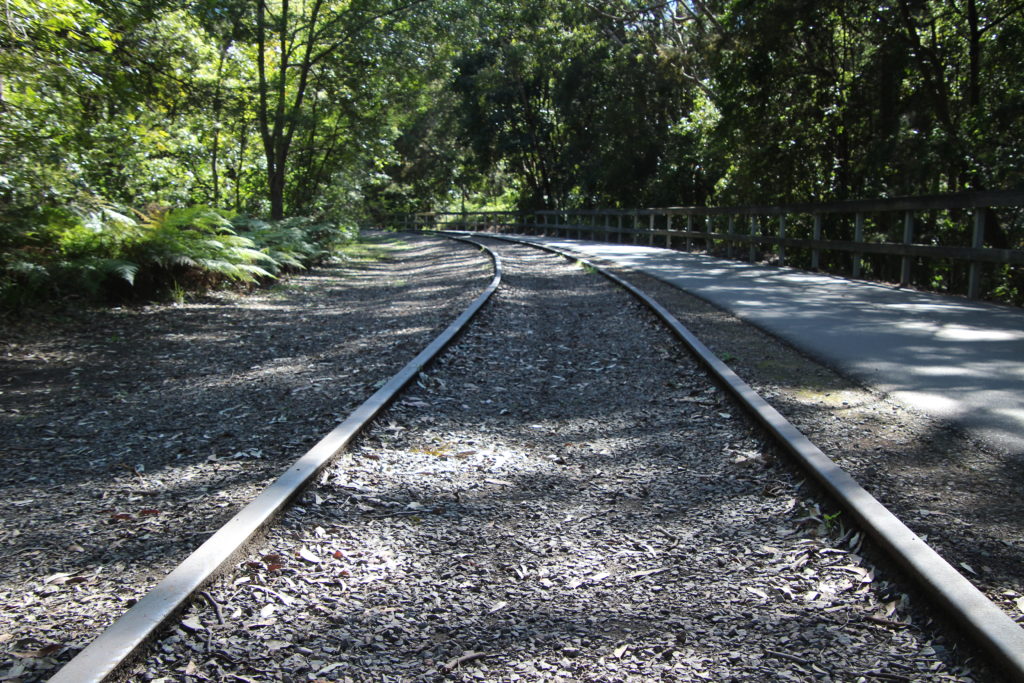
[[0, 234, 491, 681], [606, 267, 1024, 628], [476, 232, 1024, 632], [130, 239, 987, 682]]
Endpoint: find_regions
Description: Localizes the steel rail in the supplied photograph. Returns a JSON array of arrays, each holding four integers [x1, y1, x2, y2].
[[453, 231, 1024, 681], [49, 236, 501, 683]]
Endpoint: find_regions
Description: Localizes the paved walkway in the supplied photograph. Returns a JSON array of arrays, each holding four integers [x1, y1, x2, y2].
[[509, 235, 1024, 457]]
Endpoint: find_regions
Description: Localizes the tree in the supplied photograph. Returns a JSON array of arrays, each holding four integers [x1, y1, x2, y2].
[[252, 0, 429, 219]]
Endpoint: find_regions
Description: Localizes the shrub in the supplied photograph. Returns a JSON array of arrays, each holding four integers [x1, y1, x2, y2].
[[233, 215, 355, 274], [0, 203, 279, 310]]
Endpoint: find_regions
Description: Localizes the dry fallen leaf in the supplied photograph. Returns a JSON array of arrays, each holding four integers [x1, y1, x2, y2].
[[11, 643, 61, 659], [43, 572, 74, 586], [629, 567, 669, 579], [180, 617, 204, 633], [316, 663, 344, 675]]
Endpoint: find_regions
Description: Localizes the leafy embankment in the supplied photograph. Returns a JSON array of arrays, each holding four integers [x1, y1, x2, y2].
[[0, 204, 354, 310]]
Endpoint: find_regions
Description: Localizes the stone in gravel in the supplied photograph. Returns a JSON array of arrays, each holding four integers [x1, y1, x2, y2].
[[134, 239, 987, 681]]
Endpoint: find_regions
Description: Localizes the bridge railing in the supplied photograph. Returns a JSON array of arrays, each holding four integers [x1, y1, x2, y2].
[[390, 191, 1024, 300]]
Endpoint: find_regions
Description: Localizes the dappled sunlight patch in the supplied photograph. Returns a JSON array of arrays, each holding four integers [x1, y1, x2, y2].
[[0, 234, 493, 677], [131, 239, 978, 680]]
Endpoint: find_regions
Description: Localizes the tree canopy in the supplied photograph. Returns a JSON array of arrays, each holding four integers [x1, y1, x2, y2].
[[2, 0, 1023, 304]]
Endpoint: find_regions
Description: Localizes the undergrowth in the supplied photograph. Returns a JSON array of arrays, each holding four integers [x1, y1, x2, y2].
[[0, 202, 358, 311]]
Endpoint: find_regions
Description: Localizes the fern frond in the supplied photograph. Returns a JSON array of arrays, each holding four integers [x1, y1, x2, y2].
[[103, 259, 139, 285]]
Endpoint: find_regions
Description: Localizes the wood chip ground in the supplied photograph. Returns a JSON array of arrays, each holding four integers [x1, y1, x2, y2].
[[0, 234, 490, 681], [126, 239, 991, 682]]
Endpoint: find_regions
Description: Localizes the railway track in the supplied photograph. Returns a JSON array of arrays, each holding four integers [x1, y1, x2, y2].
[[48, 236, 1023, 681]]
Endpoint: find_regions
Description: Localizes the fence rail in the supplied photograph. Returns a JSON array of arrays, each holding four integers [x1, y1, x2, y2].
[[388, 190, 1024, 300]]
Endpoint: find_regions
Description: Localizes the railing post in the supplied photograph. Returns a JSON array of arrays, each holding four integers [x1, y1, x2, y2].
[[749, 215, 757, 262], [604, 212, 610, 243], [812, 214, 822, 270], [969, 209, 985, 299], [686, 215, 693, 252], [726, 216, 735, 259], [705, 215, 713, 252], [901, 211, 914, 287], [649, 213, 655, 246], [616, 213, 623, 243], [666, 214, 674, 250], [778, 214, 787, 266], [853, 212, 864, 279]]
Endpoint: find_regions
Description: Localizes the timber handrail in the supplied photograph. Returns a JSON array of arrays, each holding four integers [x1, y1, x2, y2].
[[391, 190, 1024, 299]]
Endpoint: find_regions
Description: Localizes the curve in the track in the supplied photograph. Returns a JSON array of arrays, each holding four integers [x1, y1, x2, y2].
[[49, 236, 502, 683], [453, 230, 1024, 681]]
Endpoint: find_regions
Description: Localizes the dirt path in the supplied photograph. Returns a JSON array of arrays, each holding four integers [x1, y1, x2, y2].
[[626, 269, 1024, 625]]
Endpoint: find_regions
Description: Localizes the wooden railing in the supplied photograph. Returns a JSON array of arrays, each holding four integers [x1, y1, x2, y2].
[[391, 190, 1024, 300]]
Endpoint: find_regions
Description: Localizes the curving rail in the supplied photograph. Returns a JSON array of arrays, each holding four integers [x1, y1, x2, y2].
[[452, 230, 1024, 681], [48, 237, 502, 683], [47, 230, 1024, 681]]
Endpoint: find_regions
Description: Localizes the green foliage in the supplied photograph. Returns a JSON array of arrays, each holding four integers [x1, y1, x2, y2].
[[0, 203, 281, 310], [233, 216, 356, 274], [3, 0, 1024, 303]]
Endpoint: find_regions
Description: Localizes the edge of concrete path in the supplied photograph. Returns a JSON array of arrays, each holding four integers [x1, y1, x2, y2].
[[509, 234, 1024, 457], [454, 231, 1024, 682], [48, 236, 502, 683]]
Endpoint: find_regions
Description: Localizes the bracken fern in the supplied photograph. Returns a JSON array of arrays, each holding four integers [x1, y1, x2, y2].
[[0, 202, 284, 309]]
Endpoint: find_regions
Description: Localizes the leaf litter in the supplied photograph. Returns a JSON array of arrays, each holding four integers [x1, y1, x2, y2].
[[132, 240, 987, 681], [0, 234, 491, 680]]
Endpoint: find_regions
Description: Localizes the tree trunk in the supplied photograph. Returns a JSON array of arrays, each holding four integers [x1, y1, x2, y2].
[[210, 46, 228, 207], [269, 167, 286, 220], [967, 0, 981, 108]]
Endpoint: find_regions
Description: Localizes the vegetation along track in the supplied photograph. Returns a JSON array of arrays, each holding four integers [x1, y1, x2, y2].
[[46, 236, 1023, 681]]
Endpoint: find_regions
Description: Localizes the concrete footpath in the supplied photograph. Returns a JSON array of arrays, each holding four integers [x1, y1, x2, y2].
[[507, 235, 1024, 457]]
